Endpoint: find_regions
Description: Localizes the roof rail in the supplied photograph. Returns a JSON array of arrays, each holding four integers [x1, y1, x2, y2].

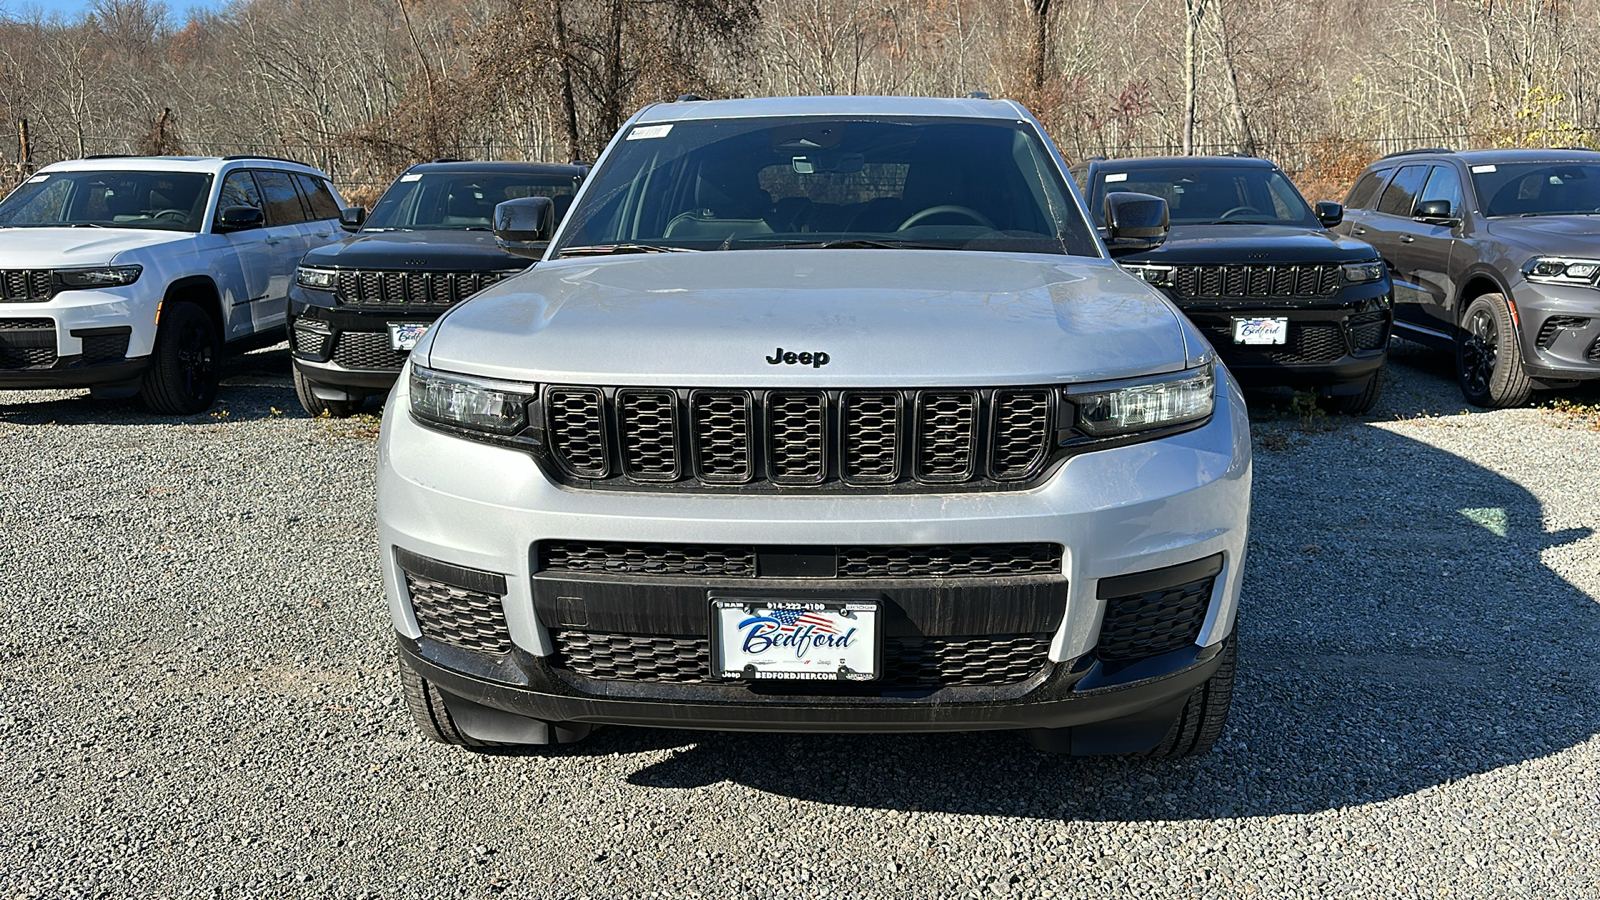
[[82, 153, 132, 159], [430, 157, 468, 163], [674, 93, 707, 103], [1550, 146, 1600, 152], [966, 91, 991, 100], [1379, 147, 1453, 159], [220, 154, 313, 167], [1219, 150, 1257, 158]]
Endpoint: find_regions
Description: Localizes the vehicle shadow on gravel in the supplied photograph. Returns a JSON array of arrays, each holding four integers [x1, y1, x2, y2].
[[0, 343, 305, 425], [617, 349, 1600, 822]]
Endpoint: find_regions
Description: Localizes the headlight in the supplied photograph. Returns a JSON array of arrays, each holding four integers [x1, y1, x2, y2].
[[1341, 260, 1386, 284], [409, 364, 535, 436], [1120, 263, 1174, 287], [55, 265, 142, 289], [1522, 256, 1600, 287], [1067, 364, 1215, 437], [295, 266, 337, 291]]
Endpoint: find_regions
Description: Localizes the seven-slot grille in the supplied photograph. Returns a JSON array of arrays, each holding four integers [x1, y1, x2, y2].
[[333, 269, 516, 309], [1171, 263, 1340, 300], [541, 386, 1055, 489], [0, 270, 54, 303], [551, 630, 1052, 687]]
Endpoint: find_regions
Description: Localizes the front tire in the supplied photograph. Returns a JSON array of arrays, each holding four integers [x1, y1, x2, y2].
[[398, 656, 500, 749], [1456, 294, 1533, 408], [1141, 638, 1236, 759], [1319, 368, 1384, 415], [293, 366, 361, 418], [139, 302, 221, 414]]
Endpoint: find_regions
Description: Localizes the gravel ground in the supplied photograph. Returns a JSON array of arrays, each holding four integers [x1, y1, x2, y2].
[[0, 341, 1596, 899]]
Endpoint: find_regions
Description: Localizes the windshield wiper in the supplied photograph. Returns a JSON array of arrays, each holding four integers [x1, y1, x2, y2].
[[557, 243, 696, 257], [68, 222, 106, 228], [771, 238, 952, 250]]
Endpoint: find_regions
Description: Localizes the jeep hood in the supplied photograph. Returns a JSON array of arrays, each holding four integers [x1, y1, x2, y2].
[[0, 227, 189, 266], [1117, 224, 1378, 264], [300, 229, 532, 271], [422, 250, 1199, 387]]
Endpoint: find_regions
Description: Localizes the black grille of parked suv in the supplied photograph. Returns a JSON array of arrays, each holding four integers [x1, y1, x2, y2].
[[536, 541, 1064, 579], [397, 548, 512, 654], [542, 385, 1056, 490], [334, 269, 513, 308], [1171, 263, 1341, 300]]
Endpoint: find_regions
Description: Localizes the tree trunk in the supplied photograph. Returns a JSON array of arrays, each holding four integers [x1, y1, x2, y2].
[[1182, 0, 1208, 156], [550, 0, 580, 161], [1026, 0, 1051, 92]]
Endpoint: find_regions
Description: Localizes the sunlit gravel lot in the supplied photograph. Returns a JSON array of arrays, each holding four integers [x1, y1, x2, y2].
[[1, 341, 1596, 899]]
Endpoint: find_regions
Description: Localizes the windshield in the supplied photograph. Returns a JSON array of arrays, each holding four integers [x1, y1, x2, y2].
[[365, 171, 583, 231], [1471, 162, 1600, 217], [0, 170, 214, 232], [550, 116, 1099, 257], [1088, 164, 1317, 227]]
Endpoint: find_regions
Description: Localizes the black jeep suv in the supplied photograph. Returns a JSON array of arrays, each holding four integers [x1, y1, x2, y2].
[[1072, 156, 1394, 413], [286, 160, 586, 416], [1337, 147, 1600, 407]]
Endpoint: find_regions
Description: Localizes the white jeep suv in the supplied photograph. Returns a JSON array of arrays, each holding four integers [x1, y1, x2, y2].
[[379, 96, 1251, 757], [0, 156, 345, 413]]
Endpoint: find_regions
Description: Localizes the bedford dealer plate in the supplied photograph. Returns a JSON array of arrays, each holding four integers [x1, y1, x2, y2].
[[388, 322, 429, 351], [712, 599, 879, 681], [1233, 316, 1288, 345]]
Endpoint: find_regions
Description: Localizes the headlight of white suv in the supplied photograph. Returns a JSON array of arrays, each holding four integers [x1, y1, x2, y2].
[[1522, 256, 1600, 287], [1066, 364, 1215, 437], [54, 265, 142, 289], [295, 266, 337, 291], [409, 364, 536, 436]]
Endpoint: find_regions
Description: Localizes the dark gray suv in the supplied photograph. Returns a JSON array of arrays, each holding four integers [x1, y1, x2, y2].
[[1338, 148, 1600, 407]]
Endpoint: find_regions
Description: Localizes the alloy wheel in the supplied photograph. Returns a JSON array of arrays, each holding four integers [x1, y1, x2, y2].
[[1460, 308, 1498, 397]]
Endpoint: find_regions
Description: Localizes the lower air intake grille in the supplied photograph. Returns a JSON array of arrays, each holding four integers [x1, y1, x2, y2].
[[537, 541, 1062, 579], [1199, 322, 1347, 364], [398, 550, 511, 654], [79, 331, 130, 363], [0, 319, 57, 369], [1347, 312, 1391, 352], [1537, 316, 1591, 350], [1094, 574, 1215, 663], [551, 631, 1052, 687], [332, 331, 408, 370]]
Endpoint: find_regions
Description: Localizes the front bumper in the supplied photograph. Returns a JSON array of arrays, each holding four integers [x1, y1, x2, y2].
[[375, 364, 1252, 735], [1509, 282, 1600, 382], [1, 289, 153, 389], [1177, 292, 1393, 393], [287, 287, 445, 392]]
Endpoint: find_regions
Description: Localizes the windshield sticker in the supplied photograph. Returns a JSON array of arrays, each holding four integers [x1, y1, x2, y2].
[[1105, 173, 1128, 183], [25, 174, 48, 183], [399, 173, 422, 182], [1471, 164, 1496, 174], [627, 124, 674, 141]]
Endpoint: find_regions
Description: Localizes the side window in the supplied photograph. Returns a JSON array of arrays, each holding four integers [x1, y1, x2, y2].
[[215, 171, 264, 227], [1344, 167, 1392, 210], [1376, 164, 1429, 217], [1417, 165, 1463, 218], [295, 173, 341, 220], [254, 170, 307, 226]]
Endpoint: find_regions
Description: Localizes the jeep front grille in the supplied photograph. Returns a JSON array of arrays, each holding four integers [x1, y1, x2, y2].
[[0, 270, 54, 303], [334, 269, 517, 309], [552, 630, 1052, 687], [0, 319, 57, 369], [1171, 263, 1340, 300], [541, 385, 1056, 490], [537, 541, 1062, 579]]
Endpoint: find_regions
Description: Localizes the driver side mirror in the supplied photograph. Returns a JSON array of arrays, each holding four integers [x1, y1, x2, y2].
[[493, 196, 555, 260], [1103, 192, 1169, 256], [1315, 200, 1343, 228], [1414, 199, 1459, 225], [215, 205, 264, 233], [339, 206, 366, 232]]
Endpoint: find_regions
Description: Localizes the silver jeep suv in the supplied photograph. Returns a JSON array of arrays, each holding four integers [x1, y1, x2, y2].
[[376, 96, 1252, 757]]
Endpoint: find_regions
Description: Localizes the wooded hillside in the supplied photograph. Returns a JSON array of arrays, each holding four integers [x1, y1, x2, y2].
[[2, 0, 1594, 201]]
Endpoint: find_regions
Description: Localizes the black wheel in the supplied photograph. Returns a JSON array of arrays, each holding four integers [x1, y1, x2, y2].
[[293, 366, 361, 418], [398, 656, 501, 749], [139, 301, 221, 414], [1318, 368, 1384, 415], [1456, 293, 1533, 408], [1141, 637, 1236, 760]]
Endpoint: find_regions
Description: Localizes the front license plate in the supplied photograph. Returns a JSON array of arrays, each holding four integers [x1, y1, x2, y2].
[[1233, 316, 1288, 345], [388, 322, 429, 351], [712, 599, 879, 681]]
